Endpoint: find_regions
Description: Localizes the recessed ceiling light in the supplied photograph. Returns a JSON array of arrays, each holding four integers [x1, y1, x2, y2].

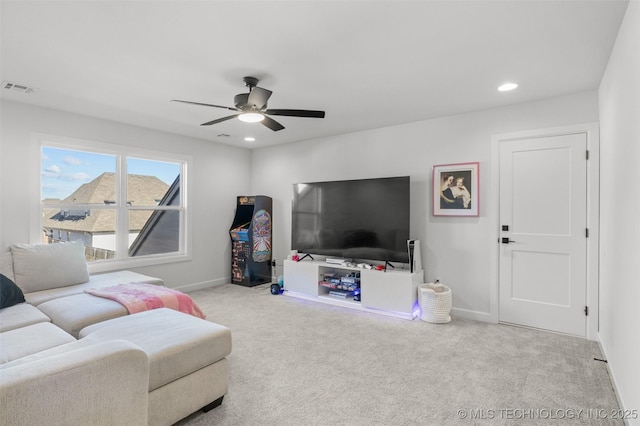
[[244, 137, 256, 142], [498, 82, 518, 92]]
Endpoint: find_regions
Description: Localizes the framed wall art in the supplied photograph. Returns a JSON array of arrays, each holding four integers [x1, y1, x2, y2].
[[433, 162, 479, 217]]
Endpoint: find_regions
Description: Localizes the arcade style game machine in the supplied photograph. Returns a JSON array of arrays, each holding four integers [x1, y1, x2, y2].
[[229, 195, 272, 287]]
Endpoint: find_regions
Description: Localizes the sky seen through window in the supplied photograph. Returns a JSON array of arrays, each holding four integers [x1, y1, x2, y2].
[[42, 147, 179, 201]]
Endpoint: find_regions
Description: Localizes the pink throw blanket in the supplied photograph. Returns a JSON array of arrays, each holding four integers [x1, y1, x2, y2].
[[85, 283, 206, 319]]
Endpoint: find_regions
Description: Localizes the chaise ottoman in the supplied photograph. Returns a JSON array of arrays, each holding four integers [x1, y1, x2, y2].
[[79, 308, 232, 426]]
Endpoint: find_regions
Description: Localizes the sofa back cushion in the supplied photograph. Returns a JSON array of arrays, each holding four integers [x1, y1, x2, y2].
[[10, 241, 89, 293]]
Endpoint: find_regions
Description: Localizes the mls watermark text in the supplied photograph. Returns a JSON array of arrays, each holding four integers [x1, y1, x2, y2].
[[456, 408, 637, 421]]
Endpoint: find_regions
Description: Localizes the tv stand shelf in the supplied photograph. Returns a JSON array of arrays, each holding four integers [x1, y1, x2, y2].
[[283, 260, 423, 320]]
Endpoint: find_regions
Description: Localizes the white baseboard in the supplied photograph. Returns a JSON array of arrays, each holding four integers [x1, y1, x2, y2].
[[451, 307, 494, 323], [596, 337, 631, 425], [174, 277, 229, 293]]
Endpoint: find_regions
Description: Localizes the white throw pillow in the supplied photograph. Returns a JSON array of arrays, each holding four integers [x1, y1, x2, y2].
[[10, 241, 90, 293]]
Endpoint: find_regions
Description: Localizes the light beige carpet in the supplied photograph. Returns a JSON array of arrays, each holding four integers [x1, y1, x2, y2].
[[177, 283, 621, 425]]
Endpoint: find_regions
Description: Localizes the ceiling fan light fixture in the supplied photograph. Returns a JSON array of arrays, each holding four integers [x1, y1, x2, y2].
[[498, 82, 518, 92], [174, 76, 325, 132], [238, 112, 265, 123]]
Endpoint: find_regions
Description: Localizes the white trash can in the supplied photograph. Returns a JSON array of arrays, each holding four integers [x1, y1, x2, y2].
[[418, 282, 452, 323]]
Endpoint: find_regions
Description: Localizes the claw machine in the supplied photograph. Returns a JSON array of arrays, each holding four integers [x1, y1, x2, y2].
[[229, 195, 272, 286]]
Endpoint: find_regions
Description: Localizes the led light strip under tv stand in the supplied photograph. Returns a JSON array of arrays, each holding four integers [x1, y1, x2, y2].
[[283, 259, 423, 320]]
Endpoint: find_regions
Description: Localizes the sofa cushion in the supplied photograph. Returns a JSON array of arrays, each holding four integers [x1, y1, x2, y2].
[[0, 274, 25, 309], [0, 338, 93, 371], [80, 308, 232, 391], [24, 270, 164, 306], [0, 322, 76, 364], [10, 240, 89, 293], [0, 303, 50, 332], [38, 293, 128, 338]]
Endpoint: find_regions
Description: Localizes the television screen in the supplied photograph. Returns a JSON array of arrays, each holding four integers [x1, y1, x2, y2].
[[292, 176, 410, 263]]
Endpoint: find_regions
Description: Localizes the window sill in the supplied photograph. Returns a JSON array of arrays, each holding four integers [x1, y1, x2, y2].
[[87, 252, 191, 274]]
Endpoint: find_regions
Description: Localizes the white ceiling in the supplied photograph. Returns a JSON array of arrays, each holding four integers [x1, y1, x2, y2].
[[0, 1, 629, 149]]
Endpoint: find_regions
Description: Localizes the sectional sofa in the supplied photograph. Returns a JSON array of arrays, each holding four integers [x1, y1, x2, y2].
[[0, 241, 232, 426]]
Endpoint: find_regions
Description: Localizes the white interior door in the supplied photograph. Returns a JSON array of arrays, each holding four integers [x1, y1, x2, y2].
[[499, 133, 587, 336]]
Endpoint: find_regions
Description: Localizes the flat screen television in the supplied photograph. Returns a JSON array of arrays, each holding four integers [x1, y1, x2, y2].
[[291, 176, 410, 263]]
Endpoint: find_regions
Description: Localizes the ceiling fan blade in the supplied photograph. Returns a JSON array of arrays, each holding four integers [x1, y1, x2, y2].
[[265, 109, 325, 118], [200, 114, 239, 126], [247, 87, 272, 109], [260, 115, 285, 131], [172, 99, 237, 111]]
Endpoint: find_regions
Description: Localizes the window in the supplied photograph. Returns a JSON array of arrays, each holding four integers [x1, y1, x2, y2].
[[40, 136, 190, 270]]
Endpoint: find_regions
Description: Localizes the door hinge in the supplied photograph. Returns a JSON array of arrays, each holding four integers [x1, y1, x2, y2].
[[586, 150, 590, 160], [585, 228, 589, 238], [585, 306, 589, 316]]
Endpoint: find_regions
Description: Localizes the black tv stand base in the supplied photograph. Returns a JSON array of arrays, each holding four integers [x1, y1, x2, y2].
[[296, 253, 315, 262], [384, 261, 396, 272]]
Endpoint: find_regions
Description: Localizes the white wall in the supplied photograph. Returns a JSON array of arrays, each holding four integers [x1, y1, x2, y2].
[[598, 1, 640, 420], [251, 91, 599, 320], [0, 100, 252, 290]]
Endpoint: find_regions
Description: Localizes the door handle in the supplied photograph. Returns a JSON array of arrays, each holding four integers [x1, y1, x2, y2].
[[501, 237, 516, 244]]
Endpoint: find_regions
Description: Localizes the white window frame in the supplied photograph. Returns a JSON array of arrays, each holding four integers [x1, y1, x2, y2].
[[33, 133, 192, 273]]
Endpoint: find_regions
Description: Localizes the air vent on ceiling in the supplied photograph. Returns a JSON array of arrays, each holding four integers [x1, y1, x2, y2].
[[2, 81, 38, 94]]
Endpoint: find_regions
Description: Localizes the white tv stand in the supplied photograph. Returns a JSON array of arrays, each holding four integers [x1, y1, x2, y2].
[[283, 259, 424, 320]]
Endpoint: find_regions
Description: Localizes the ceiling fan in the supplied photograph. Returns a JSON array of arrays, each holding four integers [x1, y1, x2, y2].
[[172, 76, 325, 131]]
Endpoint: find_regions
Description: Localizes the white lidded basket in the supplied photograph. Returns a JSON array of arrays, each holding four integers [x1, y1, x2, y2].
[[418, 282, 452, 323]]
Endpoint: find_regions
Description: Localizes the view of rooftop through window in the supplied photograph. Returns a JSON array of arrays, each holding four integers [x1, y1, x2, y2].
[[41, 147, 179, 200], [41, 146, 183, 262]]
